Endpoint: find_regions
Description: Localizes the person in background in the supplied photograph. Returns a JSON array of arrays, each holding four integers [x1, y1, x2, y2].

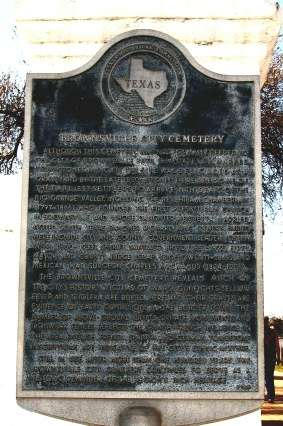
[[264, 316, 280, 403]]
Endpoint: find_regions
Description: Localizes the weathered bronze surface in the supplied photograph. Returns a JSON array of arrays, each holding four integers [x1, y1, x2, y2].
[[22, 34, 258, 393]]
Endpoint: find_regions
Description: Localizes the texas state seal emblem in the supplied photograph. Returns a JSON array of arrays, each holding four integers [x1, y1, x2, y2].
[[101, 37, 186, 125]]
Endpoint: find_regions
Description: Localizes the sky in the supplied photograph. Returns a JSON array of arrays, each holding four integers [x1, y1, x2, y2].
[[0, 0, 27, 76], [0, 1, 282, 426]]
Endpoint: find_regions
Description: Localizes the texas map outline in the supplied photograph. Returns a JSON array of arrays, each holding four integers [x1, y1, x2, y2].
[[115, 58, 168, 108]]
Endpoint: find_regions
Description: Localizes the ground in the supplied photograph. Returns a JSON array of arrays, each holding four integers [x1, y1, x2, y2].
[[262, 368, 283, 425]]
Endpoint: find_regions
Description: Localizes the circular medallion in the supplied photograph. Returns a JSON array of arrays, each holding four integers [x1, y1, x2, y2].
[[101, 40, 186, 125]]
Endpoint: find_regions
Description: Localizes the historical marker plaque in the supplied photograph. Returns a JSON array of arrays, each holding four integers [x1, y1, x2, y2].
[[17, 31, 263, 425]]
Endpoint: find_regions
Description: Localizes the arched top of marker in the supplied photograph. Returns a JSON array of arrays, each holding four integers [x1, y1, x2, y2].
[[26, 30, 259, 126]]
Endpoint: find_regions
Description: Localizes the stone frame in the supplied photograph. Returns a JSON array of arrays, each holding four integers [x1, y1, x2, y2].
[[16, 29, 264, 425]]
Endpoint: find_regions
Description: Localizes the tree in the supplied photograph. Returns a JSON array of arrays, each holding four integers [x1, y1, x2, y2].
[[261, 47, 283, 212], [0, 73, 25, 174], [0, 49, 282, 211]]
